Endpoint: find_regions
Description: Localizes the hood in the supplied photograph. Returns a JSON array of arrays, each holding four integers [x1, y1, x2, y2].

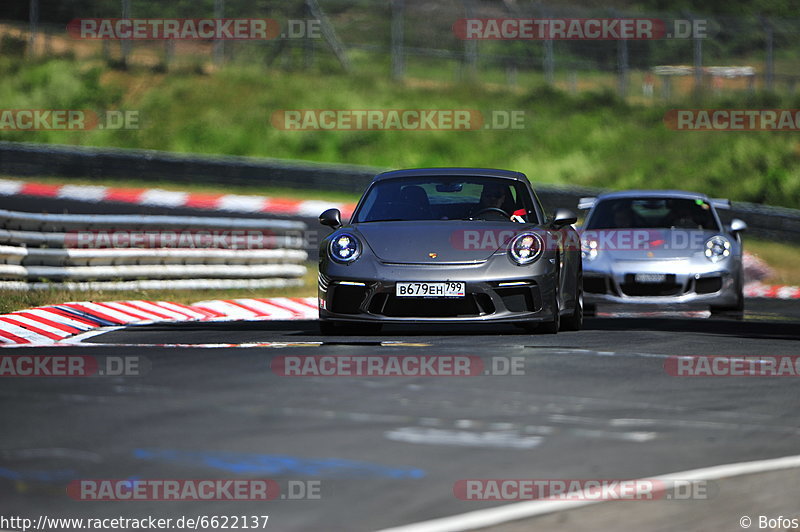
[[353, 221, 536, 263], [582, 229, 723, 261]]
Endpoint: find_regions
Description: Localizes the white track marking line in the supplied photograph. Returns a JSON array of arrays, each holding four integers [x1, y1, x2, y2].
[[376, 453, 800, 532]]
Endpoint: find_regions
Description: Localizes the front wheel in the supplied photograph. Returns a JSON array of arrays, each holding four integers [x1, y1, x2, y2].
[[560, 291, 583, 331], [539, 288, 560, 334], [710, 273, 744, 320], [560, 269, 583, 332], [710, 296, 744, 320]]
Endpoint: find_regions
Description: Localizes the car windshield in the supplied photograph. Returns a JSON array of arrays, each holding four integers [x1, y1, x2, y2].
[[353, 176, 538, 223], [585, 197, 720, 231]]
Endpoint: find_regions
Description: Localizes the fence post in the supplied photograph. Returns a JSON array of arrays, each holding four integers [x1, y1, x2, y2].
[[540, 6, 554, 84], [690, 12, 703, 92], [391, 0, 405, 80], [461, 0, 478, 80], [614, 10, 628, 98], [305, 0, 352, 72], [120, 0, 131, 67], [213, 0, 225, 67], [761, 16, 774, 91], [28, 0, 39, 58]]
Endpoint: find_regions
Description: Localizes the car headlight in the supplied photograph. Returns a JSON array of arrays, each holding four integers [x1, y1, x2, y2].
[[581, 239, 598, 261], [704, 235, 731, 263], [329, 233, 361, 263], [508, 232, 544, 265]]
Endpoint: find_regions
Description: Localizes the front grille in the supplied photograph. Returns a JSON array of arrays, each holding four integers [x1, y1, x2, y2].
[[695, 276, 723, 294], [494, 284, 541, 313], [620, 274, 682, 297], [370, 293, 495, 318], [329, 284, 369, 314], [584, 276, 608, 294]]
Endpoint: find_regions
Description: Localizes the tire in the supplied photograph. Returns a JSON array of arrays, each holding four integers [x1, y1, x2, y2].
[[560, 267, 583, 331], [514, 321, 539, 333], [710, 295, 744, 320], [710, 272, 744, 320], [319, 321, 342, 335], [539, 288, 560, 334]]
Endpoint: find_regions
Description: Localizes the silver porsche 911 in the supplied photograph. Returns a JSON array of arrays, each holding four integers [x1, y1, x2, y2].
[[317, 168, 583, 334], [578, 190, 747, 318]]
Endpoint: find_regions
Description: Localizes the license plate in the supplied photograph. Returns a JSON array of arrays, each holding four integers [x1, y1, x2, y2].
[[634, 273, 667, 283], [396, 282, 465, 298]]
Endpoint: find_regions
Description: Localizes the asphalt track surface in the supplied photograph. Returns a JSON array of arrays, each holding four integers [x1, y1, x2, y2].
[[2, 195, 800, 531], [1, 300, 799, 531]]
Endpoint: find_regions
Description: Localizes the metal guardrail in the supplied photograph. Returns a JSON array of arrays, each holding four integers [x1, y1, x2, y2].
[[1, 141, 798, 243], [0, 208, 308, 290], [0, 141, 379, 194]]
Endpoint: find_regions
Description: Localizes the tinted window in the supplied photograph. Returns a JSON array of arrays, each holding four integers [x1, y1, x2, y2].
[[585, 197, 720, 230], [354, 176, 538, 223]]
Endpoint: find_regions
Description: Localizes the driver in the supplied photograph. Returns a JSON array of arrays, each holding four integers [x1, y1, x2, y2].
[[612, 205, 635, 228], [473, 184, 517, 220]]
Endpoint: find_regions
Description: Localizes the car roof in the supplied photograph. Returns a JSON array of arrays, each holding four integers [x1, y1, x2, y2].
[[372, 168, 529, 182], [595, 189, 710, 201]]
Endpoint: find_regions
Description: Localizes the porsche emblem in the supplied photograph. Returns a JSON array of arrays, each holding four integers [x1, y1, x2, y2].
[[428, 252, 438, 259], [647, 251, 654, 258]]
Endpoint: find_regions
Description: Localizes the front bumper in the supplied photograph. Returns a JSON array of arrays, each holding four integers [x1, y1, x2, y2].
[[318, 256, 558, 324], [583, 259, 741, 306]]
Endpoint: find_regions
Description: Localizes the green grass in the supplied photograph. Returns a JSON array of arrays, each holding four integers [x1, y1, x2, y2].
[[2, 57, 800, 209], [0, 264, 318, 315]]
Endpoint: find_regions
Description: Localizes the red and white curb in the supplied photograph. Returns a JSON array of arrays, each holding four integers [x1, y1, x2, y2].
[[0, 178, 356, 219], [744, 281, 800, 299], [0, 283, 796, 346], [0, 297, 317, 346]]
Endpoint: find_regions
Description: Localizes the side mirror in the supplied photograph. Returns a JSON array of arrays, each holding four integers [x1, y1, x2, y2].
[[729, 218, 747, 234], [552, 208, 578, 228], [319, 208, 342, 229]]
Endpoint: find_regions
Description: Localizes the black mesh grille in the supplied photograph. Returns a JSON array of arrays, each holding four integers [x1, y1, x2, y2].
[[375, 294, 494, 318], [584, 277, 607, 294], [496, 286, 538, 312], [330, 284, 368, 314], [695, 276, 723, 294]]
